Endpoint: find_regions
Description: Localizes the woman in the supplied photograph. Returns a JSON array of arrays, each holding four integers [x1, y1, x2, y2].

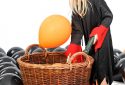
[[65, 0, 114, 85]]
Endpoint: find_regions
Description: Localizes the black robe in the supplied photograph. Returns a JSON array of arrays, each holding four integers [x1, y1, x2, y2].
[[70, 0, 114, 84]]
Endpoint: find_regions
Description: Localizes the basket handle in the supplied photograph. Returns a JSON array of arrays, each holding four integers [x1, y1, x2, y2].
[[67, 52, 92, 67], [25, 44, 46, 60]]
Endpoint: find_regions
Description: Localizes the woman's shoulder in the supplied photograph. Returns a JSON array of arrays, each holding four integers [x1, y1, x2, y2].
[[89, 0, 100, 6]]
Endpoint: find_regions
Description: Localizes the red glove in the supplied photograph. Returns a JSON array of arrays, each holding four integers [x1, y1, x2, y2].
[[89, 25, 108, 52], [65, 43, 83, 63]]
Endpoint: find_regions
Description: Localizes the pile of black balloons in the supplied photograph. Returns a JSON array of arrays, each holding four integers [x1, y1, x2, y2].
[[0, 45, 67, 85], [113, 49, 125, 83], [0, 47, 25, 85]]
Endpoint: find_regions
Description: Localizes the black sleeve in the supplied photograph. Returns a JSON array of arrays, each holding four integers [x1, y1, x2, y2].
[[71, 13, 83, 45], [100, 0, 113, 28]]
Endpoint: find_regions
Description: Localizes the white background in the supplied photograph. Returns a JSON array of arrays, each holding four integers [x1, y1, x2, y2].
[[0, 0, 124, 52]]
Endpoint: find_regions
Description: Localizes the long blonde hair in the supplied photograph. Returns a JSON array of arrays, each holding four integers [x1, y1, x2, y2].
[[69, 0, 90, 17]]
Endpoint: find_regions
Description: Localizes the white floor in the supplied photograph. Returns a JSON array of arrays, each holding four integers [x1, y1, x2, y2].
[[112, 81, 125, 85]]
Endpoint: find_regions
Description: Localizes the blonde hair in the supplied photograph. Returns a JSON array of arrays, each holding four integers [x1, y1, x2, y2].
[[69, 0, 91, 17]]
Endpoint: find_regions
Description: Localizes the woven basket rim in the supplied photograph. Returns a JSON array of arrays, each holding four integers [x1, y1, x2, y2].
[[17, 55, 94, 70]]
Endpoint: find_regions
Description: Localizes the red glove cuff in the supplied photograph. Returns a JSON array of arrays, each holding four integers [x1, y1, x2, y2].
[[90, 25, 108, 52], [65, 43, 83, 63]]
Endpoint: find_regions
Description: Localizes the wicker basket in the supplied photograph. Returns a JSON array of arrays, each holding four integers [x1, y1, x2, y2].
[[17, 44, 94, 85]]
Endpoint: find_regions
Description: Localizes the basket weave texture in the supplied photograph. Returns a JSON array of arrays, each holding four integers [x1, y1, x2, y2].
[[17, 44, 94, 85]]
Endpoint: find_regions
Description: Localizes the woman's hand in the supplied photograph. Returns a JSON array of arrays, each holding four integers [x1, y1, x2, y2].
[[89, 25, 108, 52], [65, 43, 83, 63]]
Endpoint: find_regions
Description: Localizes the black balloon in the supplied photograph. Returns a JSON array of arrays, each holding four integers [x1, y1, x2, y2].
[[0, 48, 6, 55], [28, 45, 39, 54], [113, 49, 122, 54], [7, 47, 23, 57], [11, 50, 25, 60], [47, 47, 57, 52], [118, 53, 125, 60], [113, 73, 123, 82], [32, 48, 43, 53], [122, 71, 125, 83], [0, 56, 17, 65], [113, 49, 122, 64], [0, 67, 21, 77], [116, 58, 125, 83], [114, 53, 125, 75], [116, 58, 125, 72], [0, 62, 16, 71], [0, 73, 23, 85], [0, 52, 6, 57], [53, 47, 66, 52], [65, 45, 69, 50]]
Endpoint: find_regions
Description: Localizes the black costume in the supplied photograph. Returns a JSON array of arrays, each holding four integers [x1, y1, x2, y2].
[[65, 0, 114, 84]]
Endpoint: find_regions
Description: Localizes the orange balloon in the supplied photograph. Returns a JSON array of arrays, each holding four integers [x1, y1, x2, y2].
[[39, 15, 72, 48]]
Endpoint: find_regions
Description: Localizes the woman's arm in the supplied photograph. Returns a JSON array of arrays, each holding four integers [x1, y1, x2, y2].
[[65, 13, 83, 63], [90, 0, 113, 51], [71, 13, 83, 45], [100, 0, 113, 28]]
